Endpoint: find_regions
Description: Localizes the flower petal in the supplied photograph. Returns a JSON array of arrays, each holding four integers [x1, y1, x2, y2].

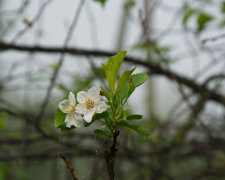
[[77, 91, 87, 104], [83, 109, 95, 123], [75, 104, 87, 114], [73, 113, 83, 127], [65, 113, 83, 128], [95, 101, 108, 113], [65, 114, 74, 128], [69, 92, 76, 106], [59, 99, 70, 113], [87, 86, 100, 102]]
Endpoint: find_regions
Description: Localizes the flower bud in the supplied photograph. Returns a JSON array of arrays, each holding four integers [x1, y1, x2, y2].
[[100, 91, 104, 96], [128, 77, 132, 83]]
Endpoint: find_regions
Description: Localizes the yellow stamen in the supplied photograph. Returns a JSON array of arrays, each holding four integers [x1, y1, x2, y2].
[[65, 104, 75, 113], [85, 99, 94, 109]]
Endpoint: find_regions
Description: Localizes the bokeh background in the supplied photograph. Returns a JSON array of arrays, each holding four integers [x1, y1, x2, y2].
[[0, 0, 225, 179]]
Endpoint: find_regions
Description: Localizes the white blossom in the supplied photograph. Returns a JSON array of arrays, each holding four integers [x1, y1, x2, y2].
[[59, 92, 83, 128], [76, 86, 108, 122]]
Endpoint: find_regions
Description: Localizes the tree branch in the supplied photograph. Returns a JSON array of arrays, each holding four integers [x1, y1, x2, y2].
[[0, 41, 224, 106], [59, 153, 78, 180]]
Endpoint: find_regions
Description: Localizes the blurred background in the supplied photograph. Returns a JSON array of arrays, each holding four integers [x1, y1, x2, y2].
[[0, 0, 225, 179]]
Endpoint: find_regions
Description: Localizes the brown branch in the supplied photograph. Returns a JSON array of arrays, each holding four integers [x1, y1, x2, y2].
[[202, 33, 225, 44], [0, 41, 224, 106], [59, 153, 78, 180], [105, 131, 119, 180]]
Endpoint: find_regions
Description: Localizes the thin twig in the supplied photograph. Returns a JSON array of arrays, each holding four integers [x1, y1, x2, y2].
[[35, 0, 85, 125], [202, 33, 225, 44], [59, 153, 78, 180]]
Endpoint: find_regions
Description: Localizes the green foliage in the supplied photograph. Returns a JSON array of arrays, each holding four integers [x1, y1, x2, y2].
[[119, 120, 149, 138], [0, 112, 7, 130], [182, 3, 214, 34], [197, 13, 214, 33], [0, 163, 7, 180], [124, 0, 135, 9], [93, 0, 107, 6], [103, 51, 127, 93], [128, 73, 148, 97], [116, 67, 136, 100], [94, 129, 111, 136], [182, 3, 196, 27], [54, 108, 66, 128], [221, 1, 225, 13], [126, 114, 142, 120]]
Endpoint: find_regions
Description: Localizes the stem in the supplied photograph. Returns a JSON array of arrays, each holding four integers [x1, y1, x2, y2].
[[105, 131, 119, 180], [59, 153, 78, 180]]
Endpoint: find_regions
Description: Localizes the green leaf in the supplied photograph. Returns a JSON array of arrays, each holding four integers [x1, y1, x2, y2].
[[93, 0, 107, 6], [132, 73, 148, 87], [182, 8, 196, 27], [94, 129, 111, 136], [0, 113, 7, 130], [54, 108, 66, 128], [103, 51, 127, 92], [127, 114, 142, 120], [119, 120, 149, 138], [197, 13, 214, 33], [9, 132, 21, 139], [182, 3, 197, 28], [83, 111, 109, 127], [221, 1, 225, 13], [124, 0, 135, 9], [128, 73, 148, 97], [116, 67, 136, 99]]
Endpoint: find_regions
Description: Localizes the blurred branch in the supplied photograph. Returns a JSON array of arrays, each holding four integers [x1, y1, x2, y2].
[[0, 41, 224, 107], [59, 153, 78, 180], [35, 0, 85, 126], [12, 0, 53, 42], [202, 33, 225, 44]]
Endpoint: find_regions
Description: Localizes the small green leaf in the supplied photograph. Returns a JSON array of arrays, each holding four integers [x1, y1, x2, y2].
[[116, 67, 136, 99], [9, 132, 21, 139], [23, 18, 31, 26], [94, 129, 111, 136], [127, 114, 142, 120], [221, 1, 225, 13], [128, 73, 148, 97], [0, 113, 7, 130], [182, 9, 196, 27], [132, 73, 148, 87], [119, 120, 149, 138], [54, 108, 66, 128], [99, 119, 111, 129], [182, 3, 197, 28], [93, 0, 107, 6], [103, 51, 127, 92], [124, 0, 135, 9], [197, 13, 214, 33]]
